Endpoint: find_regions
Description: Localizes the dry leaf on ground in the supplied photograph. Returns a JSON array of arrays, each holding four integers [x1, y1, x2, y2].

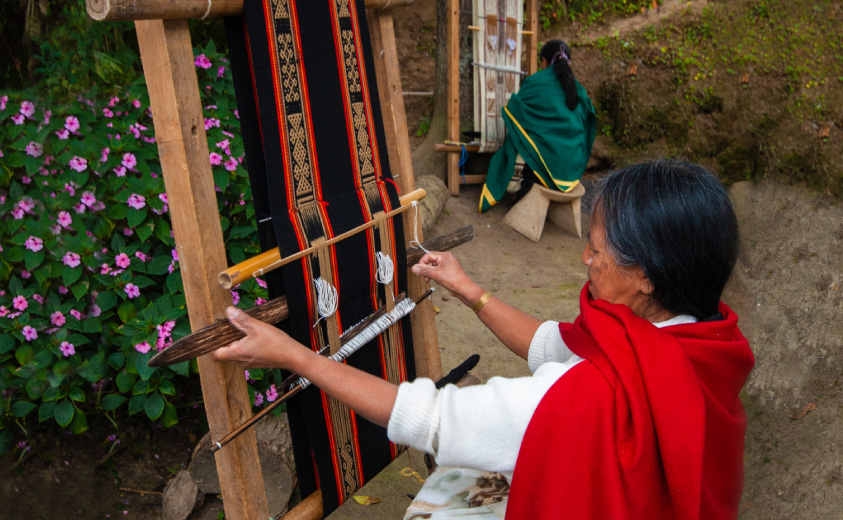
[[791, 402, 818, 420]]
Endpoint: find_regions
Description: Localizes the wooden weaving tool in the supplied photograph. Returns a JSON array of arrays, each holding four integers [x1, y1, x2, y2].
[[87, 1, 442, 519]]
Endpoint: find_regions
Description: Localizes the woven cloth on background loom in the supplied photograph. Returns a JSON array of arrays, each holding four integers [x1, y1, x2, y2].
[[473, 0, 523, 153], [224, 0, 415, 514]]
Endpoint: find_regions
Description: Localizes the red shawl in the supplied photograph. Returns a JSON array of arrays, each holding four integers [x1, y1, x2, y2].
[[507, 284, 754, 520]]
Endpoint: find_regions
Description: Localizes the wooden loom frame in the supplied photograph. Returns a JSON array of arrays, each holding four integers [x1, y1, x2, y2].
[[436, 0, 539, 196], [86, 1, 443, 518]]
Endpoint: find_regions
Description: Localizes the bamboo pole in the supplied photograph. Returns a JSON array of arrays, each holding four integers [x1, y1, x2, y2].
[[446, 0, 460, 196], [219, 189, 427, 289], [525, 0, 539, 76], [87, 0, 416, 21]]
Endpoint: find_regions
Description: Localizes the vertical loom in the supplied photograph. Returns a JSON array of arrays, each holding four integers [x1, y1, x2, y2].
[[87, 1, 442, 519]]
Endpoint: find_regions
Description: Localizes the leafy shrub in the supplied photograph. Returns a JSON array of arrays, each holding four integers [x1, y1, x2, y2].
[[0, 42, 277, 454]]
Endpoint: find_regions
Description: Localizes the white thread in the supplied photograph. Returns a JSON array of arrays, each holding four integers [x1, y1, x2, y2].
[[312, 278, 338, 327], [294, 297, 416, 390], [375, 252, 394, 286], [199, 0, 212, 20], [409, 201, 430, 254], [470, 61, 526, 76]]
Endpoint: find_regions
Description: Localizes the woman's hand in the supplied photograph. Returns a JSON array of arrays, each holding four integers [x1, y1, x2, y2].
[[212, 306, 310, 370], [411, 251, 484, 306]]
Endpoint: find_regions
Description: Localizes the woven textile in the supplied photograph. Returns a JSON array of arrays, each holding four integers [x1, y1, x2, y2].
[[472, 0, 523, 153], [225, 0, 415, 514]]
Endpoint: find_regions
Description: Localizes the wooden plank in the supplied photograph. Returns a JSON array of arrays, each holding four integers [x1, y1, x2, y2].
[[368, 9, 442, 380], [88, 0, 416, 21], [435, 143, 480, 153], [446, 0, 461, 196], [134, 19, 268, 520], [525, 0, 538, 76]]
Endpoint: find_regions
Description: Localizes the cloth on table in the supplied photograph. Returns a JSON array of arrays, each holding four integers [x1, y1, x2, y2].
[[480, 68, 596, 212], [403, 467, 510, 520]]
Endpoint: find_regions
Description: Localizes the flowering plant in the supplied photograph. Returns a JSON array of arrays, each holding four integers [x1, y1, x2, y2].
[[0, 42, 278, 453]]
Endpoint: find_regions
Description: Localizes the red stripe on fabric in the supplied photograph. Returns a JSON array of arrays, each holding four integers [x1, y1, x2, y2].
[[348, 407, 365, 487], [243, 19, 265, 143], [319, 386, 344, 501]]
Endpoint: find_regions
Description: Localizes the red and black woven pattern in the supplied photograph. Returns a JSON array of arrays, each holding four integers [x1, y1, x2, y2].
[[225, 0, 414, 514]]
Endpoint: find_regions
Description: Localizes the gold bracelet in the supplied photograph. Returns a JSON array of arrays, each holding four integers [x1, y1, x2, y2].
[[471, 291, 492, 314]]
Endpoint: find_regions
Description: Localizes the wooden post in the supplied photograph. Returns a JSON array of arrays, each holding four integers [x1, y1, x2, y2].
[[134, 19, 268, 520], [525, 0, 538, 76], [367, 10, 443, 380], [446, 0, 461, 196]]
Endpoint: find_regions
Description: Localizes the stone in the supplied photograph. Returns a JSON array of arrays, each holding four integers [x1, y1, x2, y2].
[[162, 469, 204, 520]]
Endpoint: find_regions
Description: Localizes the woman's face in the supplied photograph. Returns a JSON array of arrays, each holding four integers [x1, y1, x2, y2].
[[581, 214, 670, 321]]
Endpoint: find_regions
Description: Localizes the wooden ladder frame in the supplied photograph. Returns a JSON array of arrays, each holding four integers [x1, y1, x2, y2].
[[87, 1, 442, 518], [437, 0, 539, 196]]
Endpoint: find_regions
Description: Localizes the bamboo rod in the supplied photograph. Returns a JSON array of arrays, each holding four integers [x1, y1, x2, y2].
[[86, 0, 415, 22], [149, 226, 474, 367], [219, 189, 427, 289]]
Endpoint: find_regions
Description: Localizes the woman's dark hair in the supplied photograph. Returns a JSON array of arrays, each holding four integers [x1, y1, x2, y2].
[[592, 159, 739, 320], [540, 40, 578, 111]]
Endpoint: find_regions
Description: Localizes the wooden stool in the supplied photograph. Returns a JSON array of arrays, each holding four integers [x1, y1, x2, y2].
[[502, 182, 585, 242]]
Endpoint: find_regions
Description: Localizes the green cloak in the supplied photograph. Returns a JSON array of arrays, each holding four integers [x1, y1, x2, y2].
[[479, 68, 596, 212]]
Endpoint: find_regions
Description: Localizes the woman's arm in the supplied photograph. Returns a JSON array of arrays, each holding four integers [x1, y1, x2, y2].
[[412, 252, 542, 360], [212, 307, 397, 427]]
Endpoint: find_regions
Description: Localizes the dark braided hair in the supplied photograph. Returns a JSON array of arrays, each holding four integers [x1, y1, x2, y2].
[[539, 40, 578, 111]]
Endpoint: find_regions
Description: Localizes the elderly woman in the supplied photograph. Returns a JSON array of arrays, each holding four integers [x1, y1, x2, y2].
[[214, 159, 754, 519]]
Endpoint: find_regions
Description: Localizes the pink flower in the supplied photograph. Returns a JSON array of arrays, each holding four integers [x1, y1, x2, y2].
[[90, 304, 101, 318], [25, 236, 44, 252], [122, 153, 137, 169], [204, 117, 220, 131], [171, 248, 179, 261], [73, 203, 86, 214], [57, 211, 72, 228], [60, 341, 75, 357], [113, 166, 127, 177], [217, 65, 226, 78], [51, 311, 66, 327], [0, 95, 6, 110], [234, 109, 239, 119], [13, 296, 28, 311], [108, 96, 120, 107], [124, 283, 140, 299], [25, 142, 44, 157], [63, 252, 81, 268], [69, 156, 88, 172], [257, 278, 267, 289], [209, 152, 223, 166], [134, 251, 149, 262], [134, 341, 151, 354], [253, 392, 264, 407], [65, 116, 80, 133], [11, 207, 24, 219], [100, 148, 110, 162], [132, 99, 141, 109], [194, 54, 212, 69], [231, 290, 240, 305], [0, 306, 7, 318], [81, 191, 97, 207], [32, 294, 44, 304], [42, 110, 51, 124], [55, 128, 70, 139], [256, 297, 267, 306], [127, 194, 146, 210], [114, 253, 131, 269], [20, 271, 31, 279], [70, 309, 86, 320], [100, 264, 111, 274], [102, 108, 114, 118], [123, 227, 133, 236], [22, 326, 37, 342], [20, 101, 35, 118], [12, 114, 24, 125], [58, 286, 68, 295], [224, 157, 238, 172], [265, 384, 278, 402]]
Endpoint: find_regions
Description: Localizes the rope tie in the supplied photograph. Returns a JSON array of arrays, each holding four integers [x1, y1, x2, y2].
[[375, 252, 394, 285], [312, 277, 338, 327], [409, 201, 430, 254]]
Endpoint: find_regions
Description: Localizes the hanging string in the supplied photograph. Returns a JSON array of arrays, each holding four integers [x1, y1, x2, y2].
[[312, 277, 338, 327], [376, 251, 395, 301], [409, 201, 431, 255], [459, 144, 468, 184]]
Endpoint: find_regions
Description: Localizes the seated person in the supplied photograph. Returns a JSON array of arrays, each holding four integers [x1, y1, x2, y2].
[[481, 40, 597, 212], [214, 159, 755, 519]]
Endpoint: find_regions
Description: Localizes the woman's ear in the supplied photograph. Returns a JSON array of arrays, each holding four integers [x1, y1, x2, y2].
[[635, 267, 654, 296]]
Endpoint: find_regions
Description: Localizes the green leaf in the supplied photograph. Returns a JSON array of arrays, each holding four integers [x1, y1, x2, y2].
[[135, 352, 155, 381], [71, 408, 89, 434], [109, 203, 128, 220], [24, 250, 45, 270], [111, 233, 126, 253], [154, 219, 172, 244], [39, 401, 56, 422], [127, 207, 147, 227], [128, 394, 146, 415], [15, 345, 34, 365], [82, 318, 103, 333], [147, 255, 172, 275], [166, 271, 183, 293], [132, 276, 155, 289], [213, 169, 230, 190], [144, 392, 165, 421], [96, 291, 118, 312], [132, 379, 149, 395], [117, 301, 137, 323], [171, 360, 190, 377], [159, 380, 176, 396], [6, 151, 26, 168], [71, 280, 89, 301], [25, 378, 48, 399], [108, 352, 126, 370], [0, 335, 14, 355], [101, 394, 126, 411], [136, 222, 153, 242], [116, 371, 136, 393], [11, 401, 37, 418], [68, 387, 85, 402], [6, 246, 25, 263], [161, 401, 179, 427], [54, 399, 75, 428]]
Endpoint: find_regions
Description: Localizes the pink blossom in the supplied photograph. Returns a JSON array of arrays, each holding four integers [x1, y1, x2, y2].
[[100, 264, 111, 274], [113, 166, 127, 177], [134, 251, 149, 262], [20, 198, 34, 212], [32, 294, 44, 304], [69, 156, 88, 172], [108, 96, 120, 107], [60, 341, 75, 357], [50, 224, 62, 235], [224, 157, 238, 172], [204, 117, 220, 131], [58, 211, 72, 228], [257, 278, 268, 289], [256, 297, 267, 306], [22, 326, 37, 342], [231, 290, 240, 305], [234, 109, 239, 119], [114, 253, 131, 269], [124, 283, 140, 299], [194, 54, 212, 69], [70, 309, 86, 320], [253, 392, 264, 407], [64, 183, 76, 196], [12, 114, 24, 125], [81, 191, 97, 207], [20, 270, 31, 279], [51, 311, 66, 327], [90, 304, 101, 318], [134, 341, 151, 354], [244, 370, 250, 380], [0, 306, 7, 318], [13, 295, 28, 311], [265, 384, 278, 402], [209, 152, 223, 166], [102, 108, 114, 118], [127, 193, 146, 210], [65, 116, 80, 133], [122, 153, 137, 169], [58, 286, 69, 295], [0, 95, 6, 110], [21, 176, 31, 185], [20, 101, 35, 118], [73, 203, 86, 214], [132, 99, 141, 109], [217, 65, 226, 78], [101, 148, 109, 162], [55, 128, 70, 140], [123, 227, 133, 236], [171, 248, 179, 261], [216, 139, 231, 154], [11, 206, 24, 219], [25, 142, 44, 157], [42, 110, 51, 124], [25, 236, 44, 252], [63, 252, 81, 268]]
